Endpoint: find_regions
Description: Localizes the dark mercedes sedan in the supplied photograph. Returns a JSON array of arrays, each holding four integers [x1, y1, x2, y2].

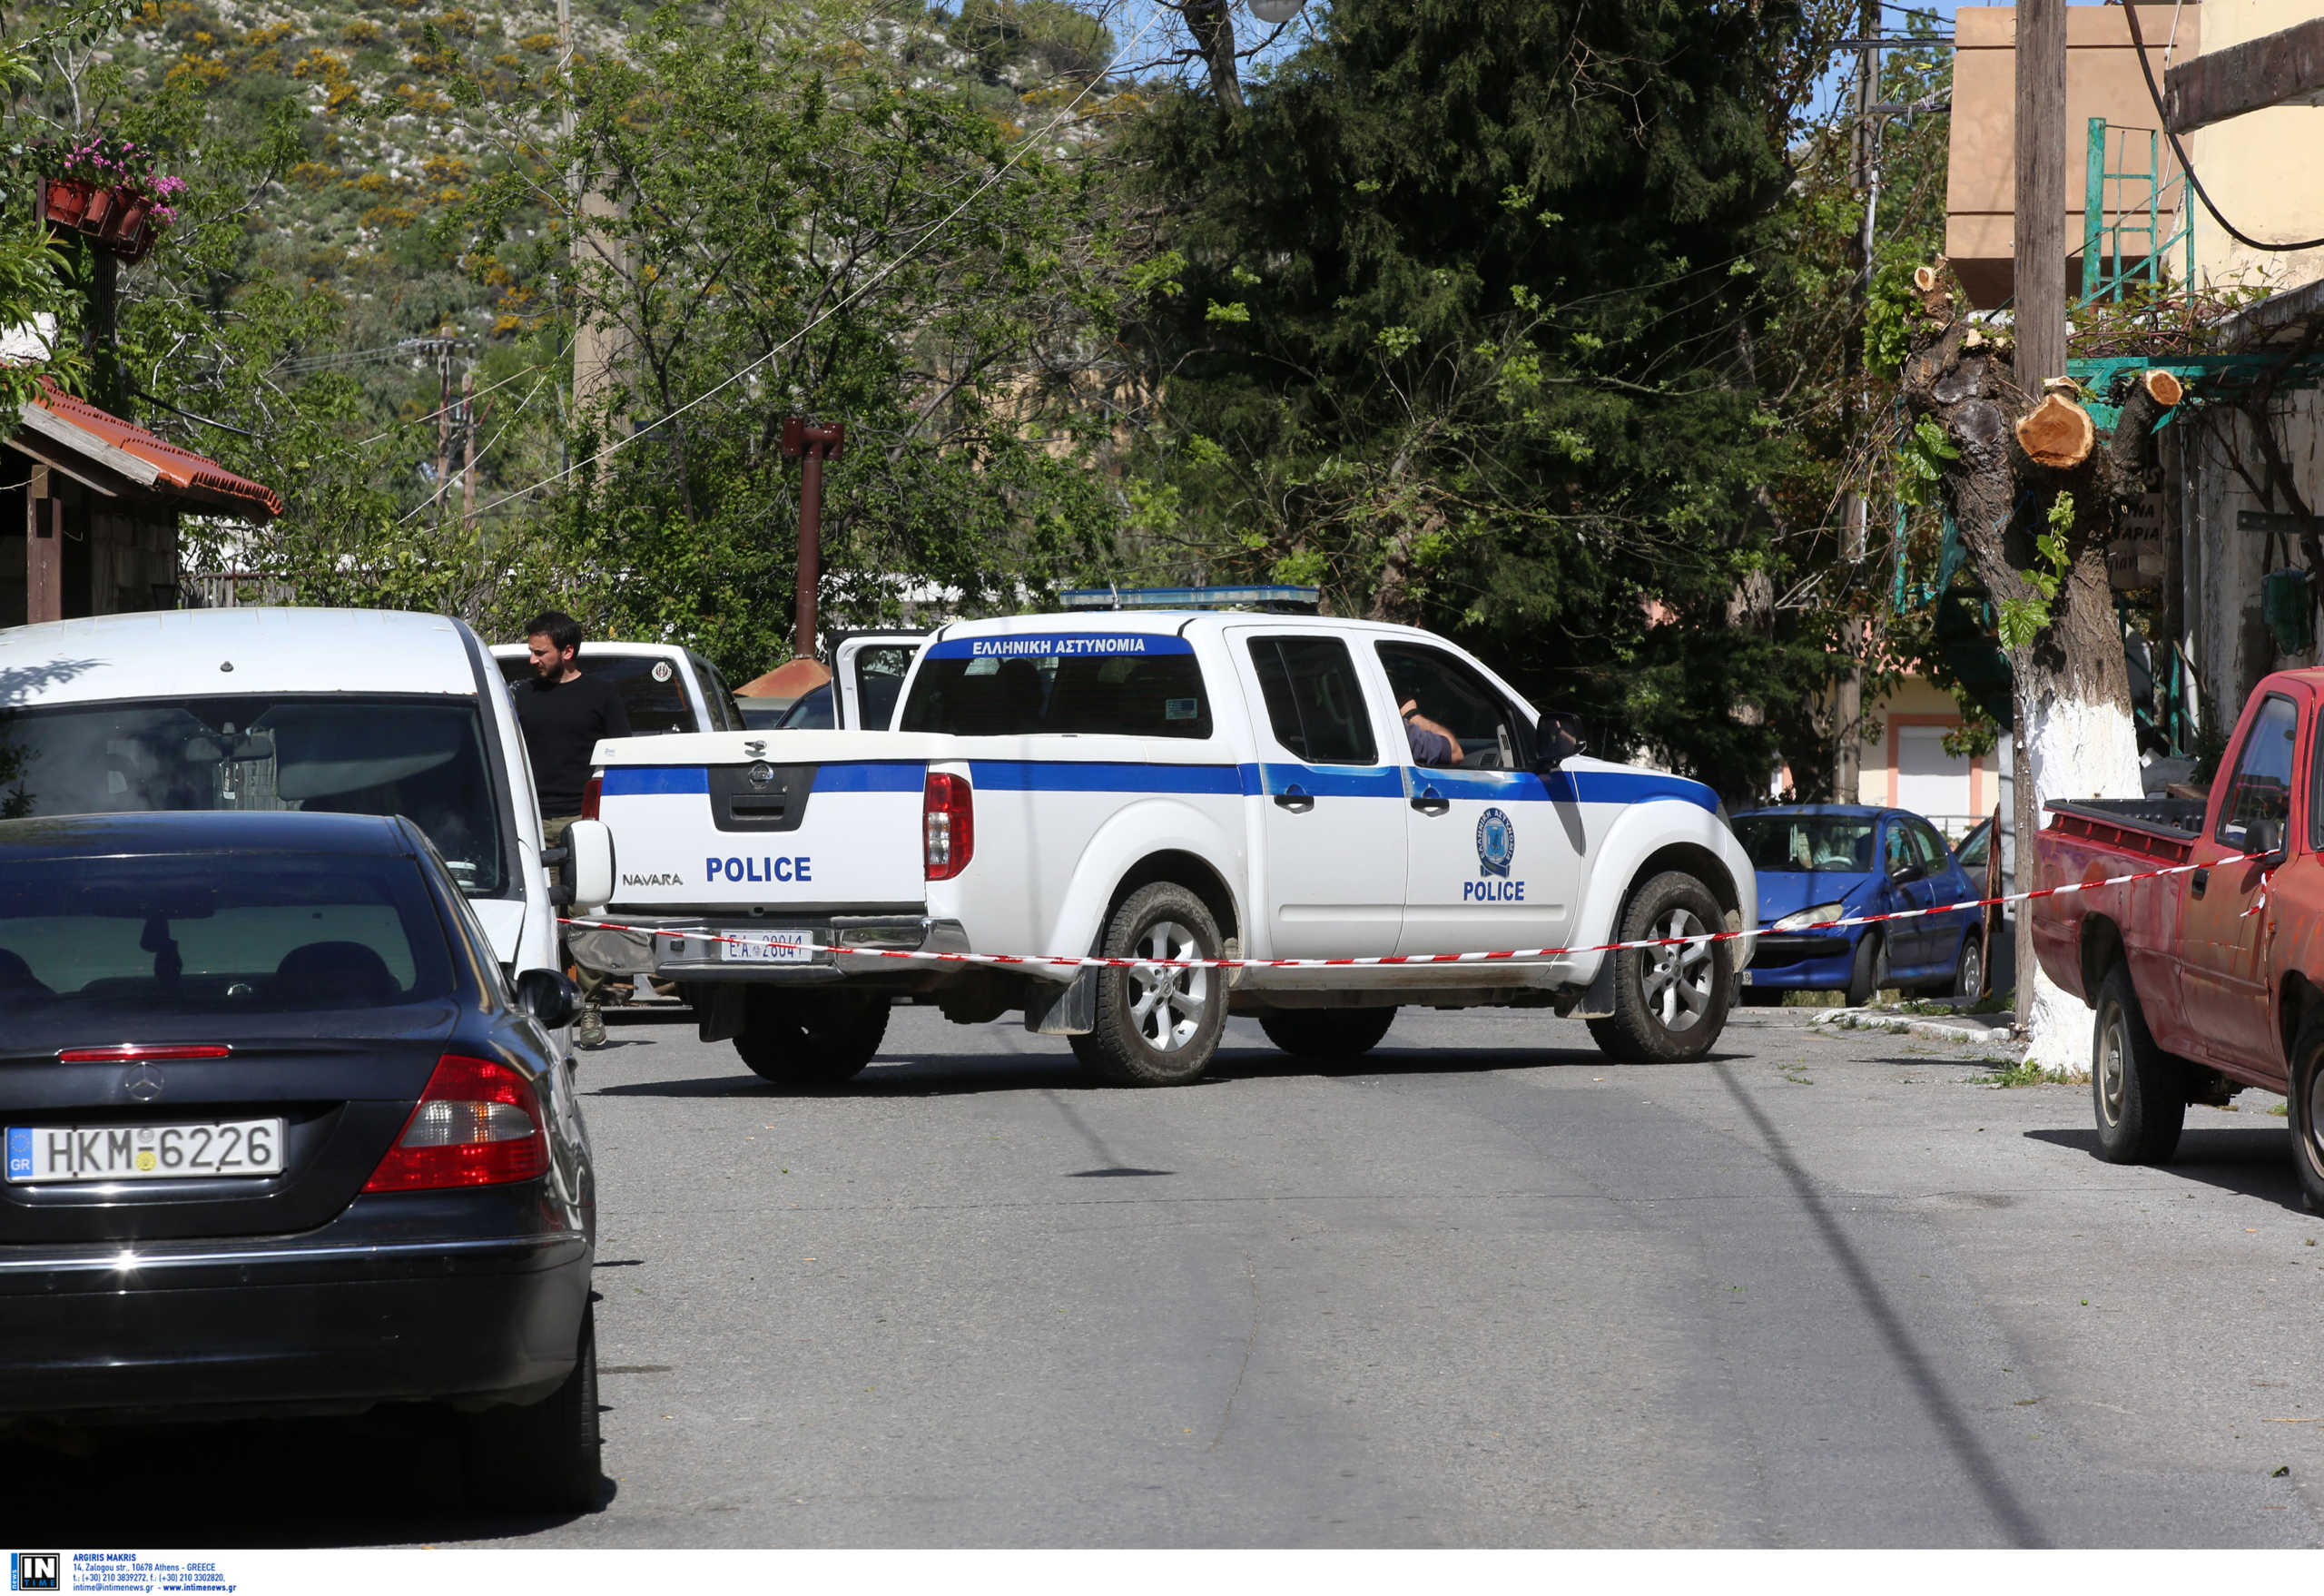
[[0, 810, 600, 1512]]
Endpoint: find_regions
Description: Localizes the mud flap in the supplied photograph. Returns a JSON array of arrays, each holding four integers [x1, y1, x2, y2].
[[1023, 968, 1098, 1036], [1577, 954, 1620, 1020], [692, 982, 747, 1044]]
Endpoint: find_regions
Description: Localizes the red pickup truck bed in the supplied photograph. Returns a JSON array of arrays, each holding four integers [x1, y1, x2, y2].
[[2031, 669, 2324, 1209]]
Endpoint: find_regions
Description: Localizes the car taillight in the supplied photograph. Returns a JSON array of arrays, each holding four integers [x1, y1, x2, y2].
[[924, 772, 974, 881], [363, 1054, 548, 1192], [57, 1043, 231, 1062], [581, 773, 603, 820]]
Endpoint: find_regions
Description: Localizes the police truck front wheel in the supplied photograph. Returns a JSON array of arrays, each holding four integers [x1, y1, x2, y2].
[[1586, 871, 1734, 1064], [1070, 882, 1226, 1087], [734, 990, 890, 1087]]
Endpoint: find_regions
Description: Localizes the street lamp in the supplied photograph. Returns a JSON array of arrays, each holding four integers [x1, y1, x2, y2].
[[1247, 0, 1306, 25]]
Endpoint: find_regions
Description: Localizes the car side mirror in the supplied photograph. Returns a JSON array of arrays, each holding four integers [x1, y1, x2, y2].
[[1531, 711, 1586, 774], [2250, 816, 2290, 868], [563, 819, 615, 908], [515, 968, 580, 1030], [1888, 862, 1924, 886]]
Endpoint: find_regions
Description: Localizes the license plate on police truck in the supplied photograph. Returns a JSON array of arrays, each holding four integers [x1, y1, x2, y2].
[[6, 1119, 286, 1184], [719, 931, 815, 964]]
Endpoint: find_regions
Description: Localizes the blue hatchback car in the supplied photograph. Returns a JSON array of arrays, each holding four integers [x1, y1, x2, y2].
[[1730, 805, 1985, 1005]]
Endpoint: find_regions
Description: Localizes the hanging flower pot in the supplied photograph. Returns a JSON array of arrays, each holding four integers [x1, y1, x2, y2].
[[34, 138, 183, 264]]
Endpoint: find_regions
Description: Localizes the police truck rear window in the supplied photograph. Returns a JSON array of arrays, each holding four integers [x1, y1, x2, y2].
[[901, 634, 1212, 739]]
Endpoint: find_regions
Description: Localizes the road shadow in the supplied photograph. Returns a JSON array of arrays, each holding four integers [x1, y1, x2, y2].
[[0, 1405, 615, 1547], [589, 1041, 1753, 1099], [2024, 1124, 2304, 1208]]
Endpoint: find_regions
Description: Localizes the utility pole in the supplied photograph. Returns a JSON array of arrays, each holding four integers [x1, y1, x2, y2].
[[1835, 0, 1879, 804], [783, 417, 845, 658], [433, 340, 452, 532], [2011, 0, 2068, 1029], [461, 366, 478, 532]]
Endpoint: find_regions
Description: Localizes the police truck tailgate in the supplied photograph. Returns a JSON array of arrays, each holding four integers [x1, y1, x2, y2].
[[592, 731, 947, 909]]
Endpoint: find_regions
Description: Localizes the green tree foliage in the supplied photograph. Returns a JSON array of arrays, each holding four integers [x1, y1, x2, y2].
[[458, 0, 1137, 676], [1119, 0, 1857, 799]]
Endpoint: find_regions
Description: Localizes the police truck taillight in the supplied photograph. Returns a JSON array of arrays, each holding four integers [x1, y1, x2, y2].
[[362, 1054, 548, 1191], [581, 773, 603, 820], [923, 772, 974, 881]]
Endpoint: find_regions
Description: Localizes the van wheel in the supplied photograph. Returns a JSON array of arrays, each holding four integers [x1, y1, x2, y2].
[[1069, 882, 1225, 1087], [2285, 1011, 2324, 1213], [735, 990, 889, 1086], [2092, 963, 2184, 1165], [1585, 871, 1733, 1064], [464, 1305, 602, 1513], [1844, 933, 1886, 1007], [1259, 1008, 1396, 1061]]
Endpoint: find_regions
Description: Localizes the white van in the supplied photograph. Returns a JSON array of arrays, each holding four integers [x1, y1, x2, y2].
[[0, 608, 575, 991], [488, 640, 750, 736]]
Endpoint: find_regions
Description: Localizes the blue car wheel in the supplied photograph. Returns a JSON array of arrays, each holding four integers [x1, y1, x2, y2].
[[1846, 933, 1886, 1007]]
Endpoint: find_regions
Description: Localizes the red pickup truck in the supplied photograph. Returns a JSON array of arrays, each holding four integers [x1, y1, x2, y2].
[[2032, 669, 2324, 1206]]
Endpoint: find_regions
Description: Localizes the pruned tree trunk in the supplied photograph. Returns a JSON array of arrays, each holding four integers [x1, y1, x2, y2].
[[1900, 261, 2181, 1068], [1181, 0, 1245, 113]]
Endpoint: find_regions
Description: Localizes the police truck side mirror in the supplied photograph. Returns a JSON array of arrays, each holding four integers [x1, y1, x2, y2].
[[566, 819, 615, 908], [1532, 712, 1585, 774]]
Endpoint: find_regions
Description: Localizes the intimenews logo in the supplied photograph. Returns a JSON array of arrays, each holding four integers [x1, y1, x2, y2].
[[11, 1553, 59, 1591]]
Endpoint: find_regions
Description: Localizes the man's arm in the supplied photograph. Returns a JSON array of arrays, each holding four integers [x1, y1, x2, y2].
[[600, 678, 633, 740], [1400, 700, 1462, 766]]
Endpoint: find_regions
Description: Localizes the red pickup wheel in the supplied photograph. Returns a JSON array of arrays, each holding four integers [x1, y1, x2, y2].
[[2091, 964, 2185, 1165], [2285, 1011, 2324, 1213]]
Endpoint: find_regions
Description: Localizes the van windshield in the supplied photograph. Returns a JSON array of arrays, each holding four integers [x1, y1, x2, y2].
[[0, 695, 507, 896]]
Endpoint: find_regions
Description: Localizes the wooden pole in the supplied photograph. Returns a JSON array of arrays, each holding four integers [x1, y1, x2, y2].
[[2014, 0, 2068, 391], [433, 342, 451, 532], [2013, 0, 2066, 1028], [1835, 0, 1879, 804], [461, 365, 477, 532], [25, 464, 58, 625]]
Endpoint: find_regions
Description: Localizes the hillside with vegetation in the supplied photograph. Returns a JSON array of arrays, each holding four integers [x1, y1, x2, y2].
[[0, 0, 1961, 804]]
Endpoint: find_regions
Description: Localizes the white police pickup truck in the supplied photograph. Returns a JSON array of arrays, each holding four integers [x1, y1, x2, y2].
[[565, 612, 1757, 1087]]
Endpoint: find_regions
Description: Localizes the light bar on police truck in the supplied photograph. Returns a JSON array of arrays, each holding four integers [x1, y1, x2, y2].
[[1057, 585, 1320, 612]]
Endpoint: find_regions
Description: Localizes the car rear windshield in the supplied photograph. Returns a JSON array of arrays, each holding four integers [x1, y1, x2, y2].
[[498, 654, 693, 735], [900, 637, 1211, 738], [0, 695, 507, 896], [1732, 814, 1879, 874], [0, 852, 455, 1024]]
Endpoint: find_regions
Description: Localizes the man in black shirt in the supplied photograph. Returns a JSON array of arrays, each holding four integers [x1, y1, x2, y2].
[[514, 611, 632, 1047]]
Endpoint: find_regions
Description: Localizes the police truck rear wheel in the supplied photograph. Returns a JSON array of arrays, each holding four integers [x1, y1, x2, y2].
[[734, 990, 890, 1087], [1585, 871, 1733, 1064], [1258, 1007, 1396, 1061], [2281, 1010, 2324, 1212], [1070, 882, 1225, 1087]]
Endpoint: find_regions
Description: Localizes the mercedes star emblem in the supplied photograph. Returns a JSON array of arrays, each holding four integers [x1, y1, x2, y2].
[[123, 1064, 165, 1103]]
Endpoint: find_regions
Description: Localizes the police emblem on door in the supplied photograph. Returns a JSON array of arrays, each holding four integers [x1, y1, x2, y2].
[[1475, 807, 1515, 878]]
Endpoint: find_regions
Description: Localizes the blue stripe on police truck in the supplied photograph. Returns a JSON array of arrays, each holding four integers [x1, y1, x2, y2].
[[925, 633, 1196, 660], [811, 763, 925, 793], [967, 761, 1243, 795], [601, 763, 925, 798], [606, 760, 1710, 811], [602, 766, 711, 796]]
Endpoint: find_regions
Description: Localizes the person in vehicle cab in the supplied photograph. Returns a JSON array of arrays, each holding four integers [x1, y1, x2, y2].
[[512, 610, 631, 1048], [1401, 699, 1462, 766]]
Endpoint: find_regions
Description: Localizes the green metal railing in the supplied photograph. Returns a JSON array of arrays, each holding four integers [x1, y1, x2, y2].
[[2081, 117, 2195, 304]]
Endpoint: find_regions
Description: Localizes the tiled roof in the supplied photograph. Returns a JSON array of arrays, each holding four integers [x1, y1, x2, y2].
[[23, 380, 282, 517]]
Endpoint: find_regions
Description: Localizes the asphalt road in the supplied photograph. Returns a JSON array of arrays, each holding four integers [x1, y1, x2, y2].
[[17, 1003, 2324, 1548]]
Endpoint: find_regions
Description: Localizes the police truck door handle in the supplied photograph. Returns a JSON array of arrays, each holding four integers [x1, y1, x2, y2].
[[2191, 867, 2209, 898], [1273, 786, 1315, 813], [1411, 790, 1451, 817]]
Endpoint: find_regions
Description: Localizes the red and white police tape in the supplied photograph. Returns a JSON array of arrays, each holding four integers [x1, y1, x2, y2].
[[562, 846, 2266, 971]]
